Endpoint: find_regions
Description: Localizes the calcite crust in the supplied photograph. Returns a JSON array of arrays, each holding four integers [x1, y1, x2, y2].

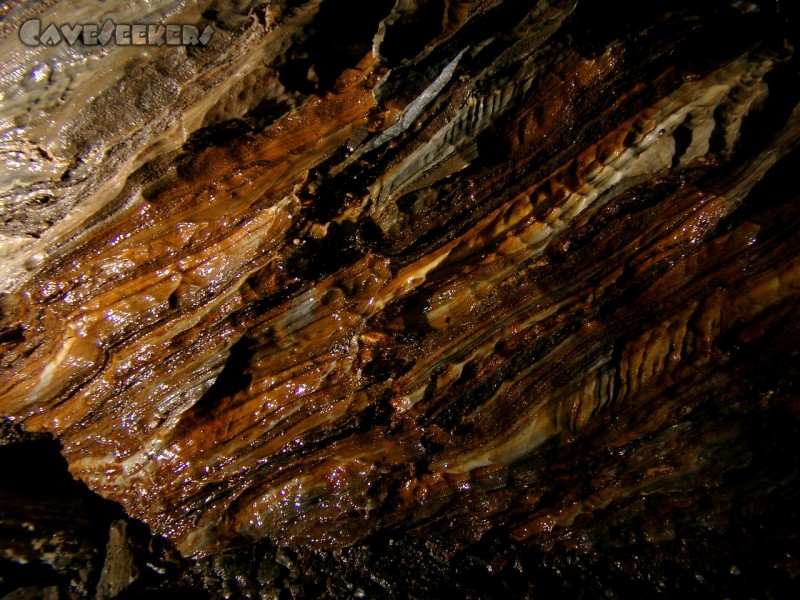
[[0, 2, 798, 595]]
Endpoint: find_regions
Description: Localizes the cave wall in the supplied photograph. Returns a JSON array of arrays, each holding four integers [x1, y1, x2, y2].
[[1, 1, 799, 598]]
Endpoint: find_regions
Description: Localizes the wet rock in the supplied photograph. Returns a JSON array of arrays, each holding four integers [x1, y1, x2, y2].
[[0, 0, 799, 598]]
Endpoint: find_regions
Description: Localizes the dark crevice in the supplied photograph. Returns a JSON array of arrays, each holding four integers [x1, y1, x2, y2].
[[0, 421, 197, 598], [714, 145, 800, 235], [183, 335, 254, 424], [380, 0, 447, 64], [279, 0, 394, 93], [735, 59, 800, 155]]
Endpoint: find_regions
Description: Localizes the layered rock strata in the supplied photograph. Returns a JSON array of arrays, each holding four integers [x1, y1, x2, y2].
[[1, 0, 799, 597]]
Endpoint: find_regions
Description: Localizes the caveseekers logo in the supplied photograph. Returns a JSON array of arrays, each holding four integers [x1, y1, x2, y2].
[[19, 19, 214, 47]]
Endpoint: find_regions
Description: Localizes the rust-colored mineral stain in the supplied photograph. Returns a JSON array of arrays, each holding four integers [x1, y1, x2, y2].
[[0, 3, 798, 583]]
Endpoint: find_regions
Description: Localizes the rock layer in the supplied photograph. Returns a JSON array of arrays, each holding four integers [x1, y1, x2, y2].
[[1, 0, 799, 596]]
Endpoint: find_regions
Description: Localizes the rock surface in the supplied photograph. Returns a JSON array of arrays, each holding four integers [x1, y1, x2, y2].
[[1, 0, 799, 597]]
